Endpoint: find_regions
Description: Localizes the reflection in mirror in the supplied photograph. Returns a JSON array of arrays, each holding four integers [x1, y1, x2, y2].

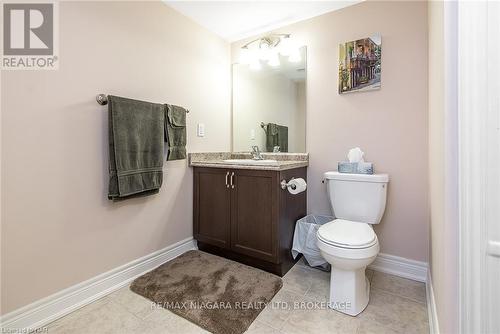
[[232, 46, 306, 153]]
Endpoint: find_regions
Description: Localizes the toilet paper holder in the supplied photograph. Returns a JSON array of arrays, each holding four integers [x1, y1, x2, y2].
[[280, 178, 297, 190]]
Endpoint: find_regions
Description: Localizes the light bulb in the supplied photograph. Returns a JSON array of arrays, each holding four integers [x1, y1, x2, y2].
[[279, 37, 293, 56], [249, 59, 262, 71], [288, 49, 301, 63], [268, 53, 280, 67], [259, 43, 272, 61]]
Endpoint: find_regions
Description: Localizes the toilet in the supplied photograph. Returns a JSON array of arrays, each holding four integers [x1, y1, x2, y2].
[[317, 171, 389, 316]]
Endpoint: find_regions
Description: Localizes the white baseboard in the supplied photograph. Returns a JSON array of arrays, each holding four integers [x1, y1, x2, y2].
[[368, 253, 428, 282], [426, 270, 440, 334], [0, 237, 197, 331]]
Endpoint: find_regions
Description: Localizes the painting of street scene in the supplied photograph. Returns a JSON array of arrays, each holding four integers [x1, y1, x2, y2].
[[338, 35, 381, 94]]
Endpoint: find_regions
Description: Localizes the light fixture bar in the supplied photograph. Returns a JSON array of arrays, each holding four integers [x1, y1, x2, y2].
[[239, 33, 299, 69], [241, 33, 291, 49]]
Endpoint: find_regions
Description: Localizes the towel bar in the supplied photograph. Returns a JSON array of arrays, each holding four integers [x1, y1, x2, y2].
[[96, 94, 189, 113]]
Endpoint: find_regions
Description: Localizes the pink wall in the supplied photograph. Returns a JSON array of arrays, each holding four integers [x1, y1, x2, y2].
[[232, 1, 429, 262]]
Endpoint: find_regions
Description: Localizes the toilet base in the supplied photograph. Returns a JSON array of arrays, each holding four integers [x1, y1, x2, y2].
[[328, 266, 370, 316]]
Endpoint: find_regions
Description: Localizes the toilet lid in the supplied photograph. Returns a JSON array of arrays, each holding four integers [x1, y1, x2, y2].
[[317, 219, 377, 249]]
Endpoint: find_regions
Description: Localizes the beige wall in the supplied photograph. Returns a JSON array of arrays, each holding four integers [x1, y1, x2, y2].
[[232, 1, 429, 261], [0, 1, 230, 314], [428, 1, 459, 333]]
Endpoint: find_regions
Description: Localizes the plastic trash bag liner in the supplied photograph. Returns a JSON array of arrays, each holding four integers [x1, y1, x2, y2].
[[292, 214, 334, 269]]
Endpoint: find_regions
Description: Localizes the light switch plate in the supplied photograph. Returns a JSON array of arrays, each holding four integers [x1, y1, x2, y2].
[[197, 123, 205, 137], [250, 129, 255, 140]]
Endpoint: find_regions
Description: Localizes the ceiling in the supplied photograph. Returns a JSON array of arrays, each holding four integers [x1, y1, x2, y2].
[[164, 1, 363, 42]]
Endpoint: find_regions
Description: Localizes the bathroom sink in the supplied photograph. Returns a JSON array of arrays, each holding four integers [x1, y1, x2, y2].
[[222, 159, 279, 166]]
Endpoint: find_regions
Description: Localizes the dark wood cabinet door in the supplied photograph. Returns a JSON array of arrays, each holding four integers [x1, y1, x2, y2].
[[230, 169, 279, 263], [194, 168, 231, 249]]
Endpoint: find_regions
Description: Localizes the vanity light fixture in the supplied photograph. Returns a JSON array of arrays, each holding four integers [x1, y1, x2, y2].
[[268, 53, 280, 67], [239, 33, 300, 69], [259, 42, 272, 61], [249, 59, 262, 71], [278, 36, 293, 56]]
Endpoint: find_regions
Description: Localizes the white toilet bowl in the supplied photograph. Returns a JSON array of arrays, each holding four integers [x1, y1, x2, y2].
[[319, 171, 389, 316], [317, 219, 379, 316]]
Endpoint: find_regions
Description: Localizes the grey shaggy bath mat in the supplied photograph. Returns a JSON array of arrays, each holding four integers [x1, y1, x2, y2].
[[130, 250, 283, 334]]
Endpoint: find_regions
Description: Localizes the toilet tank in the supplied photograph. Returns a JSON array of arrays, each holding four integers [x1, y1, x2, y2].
[[324, 171, 389, 224]]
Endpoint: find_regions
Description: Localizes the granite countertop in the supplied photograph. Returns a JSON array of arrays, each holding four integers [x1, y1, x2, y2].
[[188, 152, 309, 171]]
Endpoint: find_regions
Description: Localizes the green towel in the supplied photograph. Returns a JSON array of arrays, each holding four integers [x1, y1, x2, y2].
[[165, 104, 187, 160], [108, 96, 165, 200], [265, 123, 288, 152], [277, 125, 288, 153], [265, 123, 278, 152]]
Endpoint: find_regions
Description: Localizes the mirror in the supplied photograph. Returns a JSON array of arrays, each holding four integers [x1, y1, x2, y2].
[[232, 46, 306, 153]]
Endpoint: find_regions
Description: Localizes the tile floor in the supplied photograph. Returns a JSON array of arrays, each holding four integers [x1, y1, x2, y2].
[[46, 258, 429, 334]]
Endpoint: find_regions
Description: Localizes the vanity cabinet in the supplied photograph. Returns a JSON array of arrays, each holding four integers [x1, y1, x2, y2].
[[193, 166, 307, 276]]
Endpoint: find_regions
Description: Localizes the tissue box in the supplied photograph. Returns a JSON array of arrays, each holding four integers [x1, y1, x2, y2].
[[357, 162, 374, 174], [338, 162, 358, 173], [338, 161, 374, 174]]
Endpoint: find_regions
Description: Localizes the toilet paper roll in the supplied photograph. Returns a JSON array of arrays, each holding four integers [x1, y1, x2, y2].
[[287, 178, 307, 195]]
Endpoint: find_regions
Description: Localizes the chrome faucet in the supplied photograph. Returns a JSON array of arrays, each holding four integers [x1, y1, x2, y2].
[[251, 145, 263, 160]]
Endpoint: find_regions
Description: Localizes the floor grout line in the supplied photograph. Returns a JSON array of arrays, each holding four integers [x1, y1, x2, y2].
[[369, 286, 428, 306]]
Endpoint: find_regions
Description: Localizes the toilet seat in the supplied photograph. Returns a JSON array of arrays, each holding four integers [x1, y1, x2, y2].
[[317, 219, 377, 249]]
